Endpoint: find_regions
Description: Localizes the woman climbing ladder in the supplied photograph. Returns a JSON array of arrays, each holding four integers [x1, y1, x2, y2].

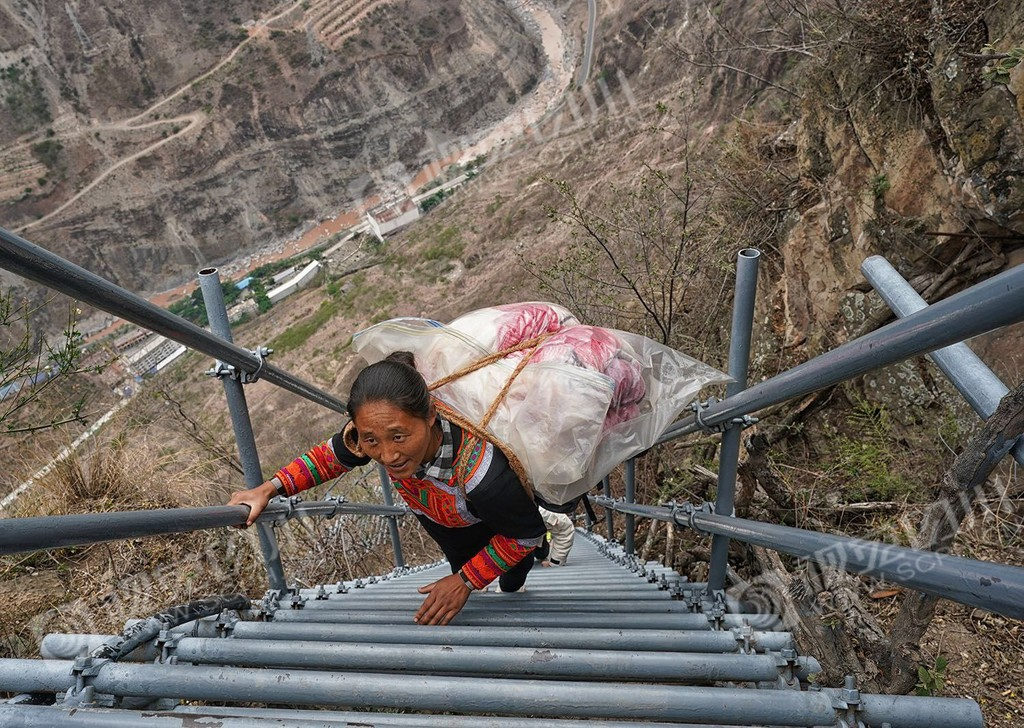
[[228, 351, 546, 626]]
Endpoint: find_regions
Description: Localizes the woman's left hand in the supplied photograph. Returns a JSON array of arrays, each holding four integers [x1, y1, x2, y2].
[[414, 573, 471, 625]]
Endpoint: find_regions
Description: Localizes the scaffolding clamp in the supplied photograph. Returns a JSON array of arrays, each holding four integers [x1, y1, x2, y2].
[[205, 360, 236, 379], [290, 591, 308, 610], [831, 675, 866, 728], [258, 589, 284, 616], [683, 587, 703, 612], [690, 399, 759, 433], [733, 621, 754, 654], [703, 589, 727, 630], [671, 501, 712, 531], [241, 346, 274, 384], [323, 495, 348, 520], [156, 628, 182, 664], [774, 647, 800, 689], [334, 580, 349, 594], [215, 609, 239, 637], [284, 495, 302, 521], [64, 656, 110, 707]]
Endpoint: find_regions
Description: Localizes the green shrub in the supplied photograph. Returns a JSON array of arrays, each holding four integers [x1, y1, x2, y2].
[[422, 226, 464, 261]]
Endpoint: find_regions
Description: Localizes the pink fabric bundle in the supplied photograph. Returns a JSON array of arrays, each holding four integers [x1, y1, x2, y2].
[[493, 305, 647, 430], [494, 302, 573, 350], [353, 301, 729, 503]]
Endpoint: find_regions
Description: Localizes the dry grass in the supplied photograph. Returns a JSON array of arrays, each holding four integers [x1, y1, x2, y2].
[[0, 385, 447, 663], [1, 405, 257, 658]]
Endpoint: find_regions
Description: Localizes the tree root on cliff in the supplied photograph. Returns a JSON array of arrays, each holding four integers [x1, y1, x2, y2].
[[736, 377, 1024, 694]]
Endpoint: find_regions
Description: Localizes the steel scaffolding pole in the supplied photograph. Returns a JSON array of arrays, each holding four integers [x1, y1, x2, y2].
[[862, 255, 1024, 465], [593, 498, 1024, 620], [0, 505, 247, 556], [42, 625, 795, 657], [658, 259, 1024, 442], [0, 660, 982, 727], [0, 500, 405, 556], [301, 589, 690, 602], [0, 705, 338, 728], [176, 705, 751, 728], [296, 599, 693, 614], [199, 267, 285, 592], [42, 637, 822, 683], [707, 248, 760, 592], [0, 226, 346, 414], [0, 704, 760, 728], [302, 568, 677, 588], [623, 458, 636, 554], [268, 608, 782, 630], [295, 589, 744, 606], [602, 475, 614, 540], [375, 463, 405, 568]]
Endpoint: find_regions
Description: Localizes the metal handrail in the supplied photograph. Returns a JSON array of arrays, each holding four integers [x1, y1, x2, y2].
[[657, 259, 1024, 442], [863, 255, 1024, 465], [0, 500, 408, 556], [0, 226, 346, 415], [592, 497, 1024, 620], [4, 229, 1024, 624]]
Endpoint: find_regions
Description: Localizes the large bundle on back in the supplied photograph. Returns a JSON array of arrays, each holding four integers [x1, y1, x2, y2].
[[353, 303, 729, 506]]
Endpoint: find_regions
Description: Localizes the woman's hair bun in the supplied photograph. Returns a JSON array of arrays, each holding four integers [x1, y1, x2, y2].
[[384, 350, 416, 369]]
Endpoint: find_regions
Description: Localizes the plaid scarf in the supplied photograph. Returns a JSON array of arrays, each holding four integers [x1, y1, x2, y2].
[[418, 415, 454, 481]]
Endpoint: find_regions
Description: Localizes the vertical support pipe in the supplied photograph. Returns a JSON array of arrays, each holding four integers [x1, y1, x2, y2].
[[602, 476, 614, 541], [624, 459, 636, 555], [862, 256, 1024, 466], [199, 268, 287, 592], [376, 463, 405, 568], [707, 249, 761, 592]]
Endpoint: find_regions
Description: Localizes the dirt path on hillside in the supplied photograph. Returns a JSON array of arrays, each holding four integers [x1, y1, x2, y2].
[[12, 0, 576, 307], [17, 113, 202, 233], [9, 0, 308, 234]]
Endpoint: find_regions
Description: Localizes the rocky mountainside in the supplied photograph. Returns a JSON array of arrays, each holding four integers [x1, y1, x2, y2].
[[1, 0, 1022, 722], [199, 0, 1024, 495], [0, 0, 543, 294]]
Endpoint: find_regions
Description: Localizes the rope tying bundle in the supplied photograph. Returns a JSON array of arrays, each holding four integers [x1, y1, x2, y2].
[[428, 333, 553, 500]]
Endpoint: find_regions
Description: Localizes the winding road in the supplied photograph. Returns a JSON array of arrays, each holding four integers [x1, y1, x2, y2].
[[577, 0, 598, 87], [12, 0, 308, 234], [9, 0, 590, 261]]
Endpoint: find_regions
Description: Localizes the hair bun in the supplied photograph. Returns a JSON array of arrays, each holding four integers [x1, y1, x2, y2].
[[384, 351, 416, 369]]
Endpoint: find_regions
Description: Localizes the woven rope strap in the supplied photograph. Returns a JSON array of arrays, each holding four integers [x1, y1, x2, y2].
[[434, 400, 534, 500], [428, 334, 553, 501], [427, 334, 550, 392]]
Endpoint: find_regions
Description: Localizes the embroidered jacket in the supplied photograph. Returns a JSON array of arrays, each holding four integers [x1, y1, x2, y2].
[[273, 416, 544, 590]]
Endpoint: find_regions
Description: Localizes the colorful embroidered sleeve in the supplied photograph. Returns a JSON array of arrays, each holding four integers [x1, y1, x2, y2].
[[460, 534, 538, 590], [273, 439, 350, 496]]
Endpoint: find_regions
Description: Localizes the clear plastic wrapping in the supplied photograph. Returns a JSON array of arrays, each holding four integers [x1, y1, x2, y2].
[[352, 303, 729, 505]]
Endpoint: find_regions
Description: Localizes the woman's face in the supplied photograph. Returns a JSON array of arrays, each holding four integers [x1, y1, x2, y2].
[[352, 401, 438, 480]]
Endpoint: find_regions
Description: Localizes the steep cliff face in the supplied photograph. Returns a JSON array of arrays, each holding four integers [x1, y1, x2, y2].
[[426, 0, 1021, 353], [774, 1, 1024, 346], [0, 0, 543, 294]]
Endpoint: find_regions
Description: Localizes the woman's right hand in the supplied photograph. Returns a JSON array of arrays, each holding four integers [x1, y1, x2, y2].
[[227, 481, 278, 527]]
